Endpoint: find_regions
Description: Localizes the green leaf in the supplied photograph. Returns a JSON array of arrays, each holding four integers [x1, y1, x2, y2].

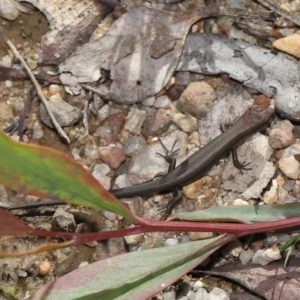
[[174, 203, 300, 223], [0, 130, 136, 222], [30, 234, 232, 300]]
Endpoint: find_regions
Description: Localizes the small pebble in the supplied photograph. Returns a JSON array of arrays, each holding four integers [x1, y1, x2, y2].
[[142, 96, 155, 106], [252, 247, 282, 266], [226, 239, 243, 257], [164, 238, 179, 246], [239, 249, 254, 265], [38, 260, 51, 276], [5, 80, 12, 88], [208, 287, 229, 300], [124, 107, 147, 135], [17, 270, 27, 278], [154, 95, 170, 108], [124, 233, 143, 245], [78, 261, 89, 268]]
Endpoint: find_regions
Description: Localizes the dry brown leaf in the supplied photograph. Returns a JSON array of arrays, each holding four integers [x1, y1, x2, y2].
[[200, 257, 300, 300], [59, 5, 213, 103], [22, 0, 116, 64]]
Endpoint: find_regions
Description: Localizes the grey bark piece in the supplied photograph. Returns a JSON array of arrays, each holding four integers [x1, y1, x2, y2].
[[222, 134, 275, 198], [177, 33, 300, 102], [198, 94, 250, 146], [40, 95, 82, 128], [59, 5, 213, 103], [127, 131, 188, 185], [22, 0, 115, 64]]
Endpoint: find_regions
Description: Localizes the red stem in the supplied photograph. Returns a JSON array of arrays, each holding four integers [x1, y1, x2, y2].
[[28, 215, 300, 245]]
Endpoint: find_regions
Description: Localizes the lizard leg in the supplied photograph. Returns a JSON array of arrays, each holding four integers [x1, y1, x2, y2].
[[156, 139, 182, 220]]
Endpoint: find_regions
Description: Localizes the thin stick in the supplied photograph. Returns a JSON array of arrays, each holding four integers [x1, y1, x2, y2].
[[257, 0, 300, 26], [4, 38, 70, 143]]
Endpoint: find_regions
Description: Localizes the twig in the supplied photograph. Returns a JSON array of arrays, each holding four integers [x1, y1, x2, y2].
[[3, 37, 70, 143], [256, 0, 300, 26]]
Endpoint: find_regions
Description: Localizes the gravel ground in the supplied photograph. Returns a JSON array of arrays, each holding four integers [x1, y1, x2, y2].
[[1, 1, 300, 299]]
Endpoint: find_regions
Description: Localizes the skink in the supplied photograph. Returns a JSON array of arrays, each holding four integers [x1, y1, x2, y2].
[[5, 105, 274, 211]]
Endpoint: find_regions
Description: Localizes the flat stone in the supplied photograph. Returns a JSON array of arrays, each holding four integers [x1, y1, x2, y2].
[[40, 95, 81, 128], [273, 33, 300, 58]]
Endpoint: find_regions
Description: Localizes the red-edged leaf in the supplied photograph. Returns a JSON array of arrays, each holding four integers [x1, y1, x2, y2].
[[0, 240, 74, 258], [0, 130, 136, 222], [0, 207, 31, 236], [175, 203, 300, 223], [30, 234, 233, 300]]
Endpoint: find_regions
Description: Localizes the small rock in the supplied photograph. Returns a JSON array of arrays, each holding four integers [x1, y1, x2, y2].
[[78, 261, 89, 268], [40, 95, 81, 128], [95, 113, 126, 145], [92, 164, 111, 189], [278, 144, 300, 179], [0, 0, 19, 20], [194, 287, 209, 300], [166, 84, 186, 100], [122, 197, 144, 216], [198, 95, 249, 146], [124, 233, 143, 245], [228, 26, 256, 44], [183, 176, 206, 199], [5, 80, 12, 88], [188, 131, 200, 147], [97, 104, 110, 122], [277, 233, 290, 244], [124, 136, 147, 157], [114, 174, 132, 189], [269, 120, 294, 149], [162, 290, 176, 300], [17, 270, 27, 278], [98, 146, 126, 169], [38, 260, 51, 276], [142, 108, 172, 137], [265, 233, 278, 247], [154, 95, 170, 108], [273, 33, 300, 58], [0, 101, 13, 121], [171, 112, 197, 133], [252, 247, 282, 266], [127, 131, 188, 184], [102, 211, 117, 221], [124, 107, 147, 135], [48, 84, 62, 97], [263, 181, 278, 204], [275, 87, 300, 121], [239, 249, 254, 265], [31, 121, 44, 140], [0, 55, 12, 67], [208, 287, 229, 300], [52, 209, 76, 232], [84, 136, 100, 160], [164, 238, 179, 246], [177, 82, 217, 119], [232, 199, 249, 206], [142, 96, 155, 106], [226, 239, 243, 257]]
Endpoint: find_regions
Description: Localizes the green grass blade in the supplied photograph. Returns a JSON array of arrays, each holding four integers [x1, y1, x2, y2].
[[0, 131, 136, 222]]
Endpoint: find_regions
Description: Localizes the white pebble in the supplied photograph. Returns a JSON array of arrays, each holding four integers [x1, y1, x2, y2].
[[154, 95, 170, 108], [4, 80, 12, 88], [93, 163, 110, 176], [1, 55, 12, 67], [164, 238, 179, 246], [142, 96, 155, 106]]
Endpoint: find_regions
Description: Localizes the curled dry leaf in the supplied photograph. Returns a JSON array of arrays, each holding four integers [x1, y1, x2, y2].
[[200, 257, 300, 300], [22, 0, 116, 64], [59, 5, 213, 103]]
